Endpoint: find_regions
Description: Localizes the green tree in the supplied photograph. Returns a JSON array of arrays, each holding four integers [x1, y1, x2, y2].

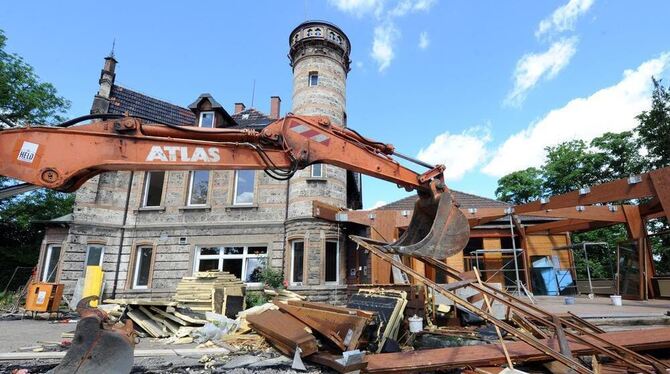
[[495, 167, 544, 204], [0, 29, 72, 289], [589, 131, 645, 182], [0, 29, 70, 126], [636, 78, 670, 169], [542, 140, 601, 195]]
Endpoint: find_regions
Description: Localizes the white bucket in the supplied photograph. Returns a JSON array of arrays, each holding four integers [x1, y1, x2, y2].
[[408, 315, 423, 333], [610, 295, 622, 306]]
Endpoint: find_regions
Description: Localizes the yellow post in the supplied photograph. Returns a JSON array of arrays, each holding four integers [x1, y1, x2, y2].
[[82, 265, 104, 307]]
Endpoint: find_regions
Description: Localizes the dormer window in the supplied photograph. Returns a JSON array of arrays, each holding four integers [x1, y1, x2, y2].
[[199, 111, 215, 128], [309, 72, 319, 87], [200, 112, 214, 127]]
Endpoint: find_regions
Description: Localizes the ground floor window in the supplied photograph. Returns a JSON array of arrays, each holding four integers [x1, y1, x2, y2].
[[42, 244, 61, 282], [194, 245, 267, 284], [291, 241, 305, 285], [84, 244, 104, 276], [324, 241, 339, 283], [132, 246, 154, 289]]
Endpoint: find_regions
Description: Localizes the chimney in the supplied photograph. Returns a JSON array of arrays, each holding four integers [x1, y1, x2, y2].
[[91, 52, 117, 115], [270, 96, 281, 119], [234, 102, 246, 114]]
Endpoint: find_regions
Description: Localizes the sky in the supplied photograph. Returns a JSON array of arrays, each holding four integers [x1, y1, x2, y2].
[[2, 1, 670, 209]]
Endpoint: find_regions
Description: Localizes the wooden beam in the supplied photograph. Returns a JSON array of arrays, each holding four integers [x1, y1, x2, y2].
[[515, 171, 660, 214], [649, 168, 670, 223], [519, 206, 627, 222], [524, 219, 588, 234]]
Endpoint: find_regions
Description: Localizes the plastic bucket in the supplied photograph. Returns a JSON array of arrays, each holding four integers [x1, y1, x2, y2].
[[610, 295, 622, 306], [408, 315, 423, 333], [564, 297, 575, 305]]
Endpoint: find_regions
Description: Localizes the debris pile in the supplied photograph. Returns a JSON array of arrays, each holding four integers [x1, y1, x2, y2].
[[173, 271, 245, 316]]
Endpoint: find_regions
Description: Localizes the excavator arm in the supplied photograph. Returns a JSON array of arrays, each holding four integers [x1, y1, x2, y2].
[[0, 114, 469, 259]]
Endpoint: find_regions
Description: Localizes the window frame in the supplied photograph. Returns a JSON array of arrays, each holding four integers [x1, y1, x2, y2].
[[142, 171, 166, 207], [311, 164, 324, 178], [290, 240, 305, 285], [42, 243, 61, 282], [193, 245, 268, 285], [131, 245, 154, 289], [198, 111, 216, 128], [84, 244, 105, 276], [308, 72, 318, 87], [233, 170, 255, 206], [324, 240, 339, 284], [187, 170, 210, 206]]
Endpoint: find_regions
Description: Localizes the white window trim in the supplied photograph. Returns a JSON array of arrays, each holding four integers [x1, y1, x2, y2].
[[42, 244, 61, 282], [199, 111, 216, 128], [142, 171, 164, 207], [311, 164, 323, 178], [233, 170, 255, 206], [290, 241, 305, 285], [84, 245, 105, 276], [193, 245, 268, 286], [132, 246, 152, 289], [325, 240, 339, 284], [187, 171, 209, 206]]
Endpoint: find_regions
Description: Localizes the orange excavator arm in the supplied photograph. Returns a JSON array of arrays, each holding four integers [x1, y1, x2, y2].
[[0, 114, 468, 259]]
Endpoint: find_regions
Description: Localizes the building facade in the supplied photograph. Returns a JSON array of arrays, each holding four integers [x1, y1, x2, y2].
[[37, 21, 361, 303]]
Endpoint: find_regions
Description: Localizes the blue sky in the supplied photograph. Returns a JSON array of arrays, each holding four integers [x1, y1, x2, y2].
[[2, 1, 669, 209]]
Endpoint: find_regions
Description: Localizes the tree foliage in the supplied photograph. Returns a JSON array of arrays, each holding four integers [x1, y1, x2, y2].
[[0, 29, 70, 125], [495, 167, 543, 204], [494, 77, 670, 278], [0, 30, 73, 288]]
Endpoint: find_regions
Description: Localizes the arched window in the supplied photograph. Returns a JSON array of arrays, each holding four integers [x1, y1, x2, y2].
[[294, 34, 299, 43], [336, 35, 342, 44], [329, 31, 335, 40], [315, 28, 322, 36], [307, 28, 313, 37]]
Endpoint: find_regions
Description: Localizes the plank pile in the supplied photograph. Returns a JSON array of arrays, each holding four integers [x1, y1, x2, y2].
[[102, 299, 207, 339], [174, 271, 246, 317]]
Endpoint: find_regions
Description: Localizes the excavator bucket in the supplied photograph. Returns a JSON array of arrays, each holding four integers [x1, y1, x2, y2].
[[387, 189, 469, 260]]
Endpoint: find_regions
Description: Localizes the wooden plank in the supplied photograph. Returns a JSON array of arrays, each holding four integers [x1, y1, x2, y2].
[[246, 309, 318, 357], [364, 327, 670, 373], [103, 298, 176, 306], [127, 307, 168, 338], [649, 168, 670, 223]]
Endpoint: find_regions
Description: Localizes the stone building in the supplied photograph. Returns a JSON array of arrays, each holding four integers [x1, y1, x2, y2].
[[37, 21, 362, 303]]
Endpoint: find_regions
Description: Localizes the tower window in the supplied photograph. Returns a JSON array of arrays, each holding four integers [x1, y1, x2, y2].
[[307, 28, 313, 37], [309, 72, 319, 87]]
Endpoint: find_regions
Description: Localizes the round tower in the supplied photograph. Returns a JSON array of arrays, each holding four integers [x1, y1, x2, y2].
[[287, 21, 351, 219], [285, 21, 351, 292]]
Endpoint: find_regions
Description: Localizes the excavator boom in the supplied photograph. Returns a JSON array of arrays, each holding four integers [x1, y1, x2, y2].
[[0, 114, 469, 259]]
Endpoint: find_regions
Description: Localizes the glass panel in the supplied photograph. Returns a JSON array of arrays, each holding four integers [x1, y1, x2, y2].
[[45, 245, 61, 282], [86, 246, 103, 266], [224, 246, 244, 255], [311, 164, 322, 177], [248, 246, 267, 255], [234, 170, 255, 205], [198, 259, 220, 272], [292, 241, 304, 283], [135, 247, 153, 287], [245, 257, 265, 283], [200, 247, 220, 256], [144, 171, 165, 207], [618, 241, 641, 298], [200, 112, 214, 128], [309, 73, 318, 86], [222, 258, 243, 279], [325, 241, 338, 283], [189, 170, 209, 205]]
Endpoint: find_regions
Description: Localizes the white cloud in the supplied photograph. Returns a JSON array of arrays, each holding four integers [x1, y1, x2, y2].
[[328, 0, 383, 17], [330, 0, 436, 72], [536, 0, 594, 39], [370, 200, 388, 209], [418, 31, 430, 50], [418, 126, 492, 181], [505, 37, 578, 106], [371, 22, 399, 72], [484, 52, 670, 177]]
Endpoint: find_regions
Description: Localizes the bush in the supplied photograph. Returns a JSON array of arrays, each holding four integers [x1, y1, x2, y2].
[[245, 291, 267, 307]]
